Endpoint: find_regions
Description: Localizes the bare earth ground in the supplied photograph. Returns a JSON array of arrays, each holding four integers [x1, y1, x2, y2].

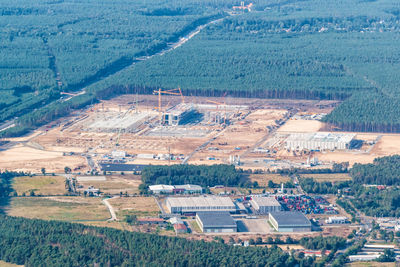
[[0, 144, 86, 173], [5, 197, 109, 222], [277, 119, 322, 133], [0, 261, 23, 267], [347, 263, 396, 267], [77, 175, 142, 195], [108, 196, 159, 218], [248, 173, 291, 187], [299, 173, 351, 182], [12, 175, 66, 195]]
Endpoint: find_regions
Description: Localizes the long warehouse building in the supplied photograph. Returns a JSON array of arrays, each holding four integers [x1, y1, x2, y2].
[[166, 196, 236, 214], [285, 132, 355, 151]]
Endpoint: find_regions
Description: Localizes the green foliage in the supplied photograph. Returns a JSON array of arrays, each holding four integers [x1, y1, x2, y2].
[[299, 178, 350, 194], [299, 236, 346, 251], [0, 215, 311, 266], [350, 155, 400, 185], [351, 186, 400, 217], [141, 164, 243, 187], [377, 248, 396, 262]]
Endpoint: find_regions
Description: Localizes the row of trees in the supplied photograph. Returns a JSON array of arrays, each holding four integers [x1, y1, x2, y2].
[[141, 164, 243, 188], [0, 215, 313, 266], [299, 236, 346, 251], [299, 178, 350, 194]]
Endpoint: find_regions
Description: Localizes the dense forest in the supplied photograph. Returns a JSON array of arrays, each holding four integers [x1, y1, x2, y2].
[[0, 215, 313, 266], [351, 186, 400, 217], [3, 0, 400, 136], [141, 164, 243, 188], [349, 155, 400, 185]]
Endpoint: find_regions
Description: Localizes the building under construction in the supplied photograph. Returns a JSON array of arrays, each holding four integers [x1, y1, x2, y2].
[[162, 103, 198, 126]]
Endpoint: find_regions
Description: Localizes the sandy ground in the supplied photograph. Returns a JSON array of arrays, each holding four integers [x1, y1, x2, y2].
[[0, 144, 87, 173], [316, 134, 400, 165], [277, 119, 322, 133]]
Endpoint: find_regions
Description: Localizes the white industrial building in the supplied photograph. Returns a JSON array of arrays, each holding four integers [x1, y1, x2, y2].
[[285, 132, 356, 151], [149, 185, 175, 194], [149, 184, 202, 194], [250, 197, 282, 214], [325, 216, 347, 224], [166, 196, 236, 214]]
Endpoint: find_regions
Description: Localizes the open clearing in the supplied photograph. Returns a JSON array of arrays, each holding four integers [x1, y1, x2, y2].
[[277, 119, 322, 133], [5, 197, 109, 222], [248, 174, 291, 187], [299, 173, 351, 182], [0, 261, 23, 267], [0, 144, 86, 173], [12, 176, 66, 196], [108, 196, 159, 218], [77, 175, 141, 195], [347, 263, 396, 267]]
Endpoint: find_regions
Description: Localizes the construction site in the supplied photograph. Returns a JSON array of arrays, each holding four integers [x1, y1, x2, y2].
[[1, 91, 400, 173]]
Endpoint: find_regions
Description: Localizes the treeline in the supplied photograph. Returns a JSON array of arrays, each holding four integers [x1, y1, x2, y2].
[[350, 155, 400, 185], [299, 236, 346, 251], [0, 170, 27, 198], [299, 178, 350, 194], [0, 215, 313, 266], [141, 164, 243, 188], [323, 92, 400, 133]]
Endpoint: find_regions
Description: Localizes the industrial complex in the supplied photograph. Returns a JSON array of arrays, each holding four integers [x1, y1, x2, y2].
[[196, 212, 237, 233], [250, 196, 282, 214], [269, 211, 312, 232], [166, 196, 237, 214], [284, 132, 356, 151]]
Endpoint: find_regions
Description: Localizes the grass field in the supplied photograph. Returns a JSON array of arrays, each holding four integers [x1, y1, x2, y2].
[[12, 175, 66, 196], [0, 261, 23, 267], [346, 262, 396, 267], [300, 173, 351, 182], [108, 197, 159, 218], [5, 197, 109, 222], [248, 174, 291, 187], [78, 175, 141, 195]]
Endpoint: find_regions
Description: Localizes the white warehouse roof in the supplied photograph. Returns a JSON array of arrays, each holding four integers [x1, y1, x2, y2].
[[167, 196, 235, 208], [149, 185, 175, 191], [251, 197, 281, 207]]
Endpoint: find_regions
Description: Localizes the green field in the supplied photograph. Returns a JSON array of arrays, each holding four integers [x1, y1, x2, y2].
[[11, 176, 66, 196]]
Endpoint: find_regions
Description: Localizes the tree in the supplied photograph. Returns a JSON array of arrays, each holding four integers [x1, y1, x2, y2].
[[377, 249, 396, 262], [64, 166, 71, 174], [41, 168, 46, 176]]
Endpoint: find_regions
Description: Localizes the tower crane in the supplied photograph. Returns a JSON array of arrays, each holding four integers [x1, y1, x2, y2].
[[153, 88, 185, 124]]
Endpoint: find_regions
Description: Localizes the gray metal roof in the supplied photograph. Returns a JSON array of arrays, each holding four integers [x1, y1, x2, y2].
[[270, 211, 311, 227], [197, 212, 236, 228]]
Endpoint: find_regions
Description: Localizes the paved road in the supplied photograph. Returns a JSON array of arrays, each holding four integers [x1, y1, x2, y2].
[[103, 196, 118, 221]]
